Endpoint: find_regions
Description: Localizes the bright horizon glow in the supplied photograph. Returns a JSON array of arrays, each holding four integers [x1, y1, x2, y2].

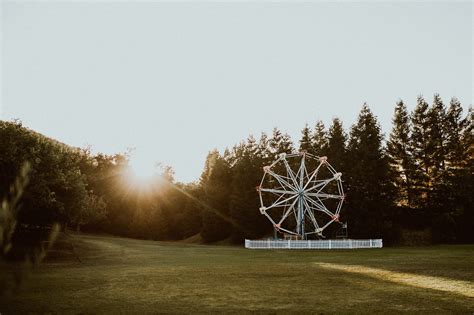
[[2, 2, 472, 183]]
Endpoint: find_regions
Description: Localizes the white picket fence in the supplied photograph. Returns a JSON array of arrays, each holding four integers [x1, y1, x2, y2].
[[245, 239, 383, 249]]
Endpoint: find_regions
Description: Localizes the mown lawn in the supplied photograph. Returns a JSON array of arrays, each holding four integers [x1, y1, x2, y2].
[[1, 234, 473, 313]]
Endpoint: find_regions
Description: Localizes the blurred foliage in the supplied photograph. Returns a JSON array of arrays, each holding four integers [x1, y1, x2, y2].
[[0, 161, 60, 295], [1, 162, 30, 257]]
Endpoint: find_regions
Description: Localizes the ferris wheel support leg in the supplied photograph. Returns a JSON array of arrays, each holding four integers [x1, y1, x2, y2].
[[297, 196, 305, 239], [296, 197, 300, 238]]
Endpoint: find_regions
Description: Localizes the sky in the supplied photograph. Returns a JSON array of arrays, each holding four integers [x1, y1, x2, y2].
[[1, 1, 473, 183]]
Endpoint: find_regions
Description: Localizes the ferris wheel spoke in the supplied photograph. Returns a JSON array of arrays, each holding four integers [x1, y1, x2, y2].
[[309, 199, 334, 217], [278, 197, 299, 225], [306, 192, 343, 199], [282, 159, 299, 189], [259, 188, 297, 195], [302, 198, 320, 230], [303, 196, 327, 215], [304, 195, 335, 217], [302, 162, 324, 190], [319, 219, 336, 231], [266, 194, 298, 211], [270, 192, 288, 206], [267, 170, 298, 192], [305, 214, 320, 234], [304, 179, 331, 194], [298, 154, 306, 187]]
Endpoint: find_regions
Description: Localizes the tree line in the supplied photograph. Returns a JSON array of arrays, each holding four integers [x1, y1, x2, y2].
[[1, 94, 472, 245]]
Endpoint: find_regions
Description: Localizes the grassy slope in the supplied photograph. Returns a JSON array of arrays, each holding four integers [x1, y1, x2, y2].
[[1, 234, 473, 314]]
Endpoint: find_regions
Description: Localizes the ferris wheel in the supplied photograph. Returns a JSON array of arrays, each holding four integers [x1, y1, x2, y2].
[[257, 152, 344, 239]]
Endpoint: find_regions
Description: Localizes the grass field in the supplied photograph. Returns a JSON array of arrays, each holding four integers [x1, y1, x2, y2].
[[1, 233, 473, 313]]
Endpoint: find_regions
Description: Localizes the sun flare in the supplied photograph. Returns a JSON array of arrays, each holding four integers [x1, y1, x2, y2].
[[127, 150, 158, 182]]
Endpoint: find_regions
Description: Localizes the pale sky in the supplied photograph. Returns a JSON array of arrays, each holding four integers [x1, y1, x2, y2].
[[1, 1, 473, 183]]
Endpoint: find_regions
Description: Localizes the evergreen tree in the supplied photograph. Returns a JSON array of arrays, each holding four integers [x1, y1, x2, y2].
[[326, 118, 347, 172], [229, 136, 269, 241], [426, 94, 448, 179], [268, 128, 294, 180], [199, 150, 233, 242], [345, 104, 395, 240], [435, 104, 474, 243], [312, 120, 328, 157], [299, 124, 313, 153], [269, 128, 294, 156], [444, 98, 466, 166], [387, 100, 414, 206], [409, 96, 431, 208], [457, 106, 474, 242], [257, 132, 273, 169], [461, 106, 474, 168], [425, 95, 456, 242], [299, 124, 317, 170]]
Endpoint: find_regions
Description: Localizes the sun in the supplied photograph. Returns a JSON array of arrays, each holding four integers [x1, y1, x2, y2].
[[127, 150, 158, 182]]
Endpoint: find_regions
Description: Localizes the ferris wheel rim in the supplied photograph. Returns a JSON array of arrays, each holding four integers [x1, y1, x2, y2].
[[258, 152, 344, 238]]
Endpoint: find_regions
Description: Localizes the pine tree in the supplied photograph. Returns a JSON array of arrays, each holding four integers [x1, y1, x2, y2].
[[437, 104, 474, 243], [326, 118, 346, 172], [229, 136, 269, 241], [387, 100, 414, 206], [461, 106, 474, 168], [426, 94, 448, 178], [425, 95, 456, 242], [345, 104, 395, 240], [409, 96, 430, 208], [444, 98, 465, 166], [299, 124, 313, 153], [269, 127, 293, 157], [457, 106, 474, 242], [268, 128, 294, 180], [199, 150, 233, 242], [312, 120, 328, 157]]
